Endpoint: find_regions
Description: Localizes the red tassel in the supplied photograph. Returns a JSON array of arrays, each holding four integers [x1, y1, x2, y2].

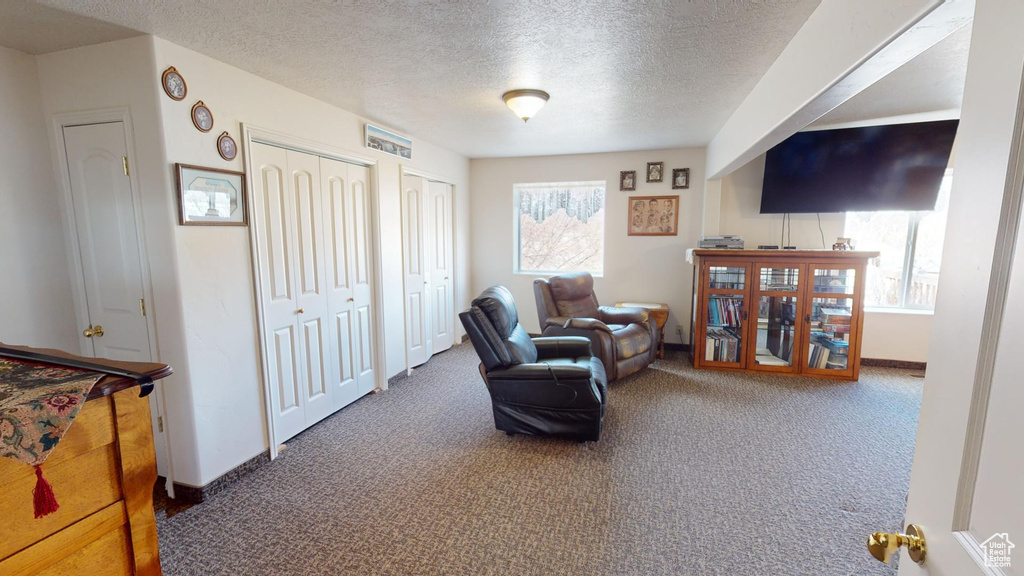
[[33, 465, 60, 519]]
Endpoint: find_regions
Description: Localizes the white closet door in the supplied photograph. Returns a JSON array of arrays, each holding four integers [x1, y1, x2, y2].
[[403, 175, 432, 368], [251, 143, 305, 442], [286, 150, 333, 427], [321, 158, 376, 409], [427, 181, 455, 353], [348, 164, 377, 395]]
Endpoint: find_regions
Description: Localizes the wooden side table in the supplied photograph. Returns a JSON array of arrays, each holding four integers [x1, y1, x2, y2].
[[615, 302, 670, 359]]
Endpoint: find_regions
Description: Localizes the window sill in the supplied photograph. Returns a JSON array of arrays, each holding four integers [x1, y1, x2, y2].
[[515, 271, 604, 278], [864, 307, 934, 316]]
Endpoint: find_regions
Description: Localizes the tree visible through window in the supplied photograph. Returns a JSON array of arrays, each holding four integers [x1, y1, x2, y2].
[[515, 181, 605, 274]]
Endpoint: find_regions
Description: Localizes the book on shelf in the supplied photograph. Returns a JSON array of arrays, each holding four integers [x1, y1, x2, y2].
[[707, 296, 744, 327], [808, 343, 831, 369], [705, 327, 742, 363], [755, 347, 788, 366]]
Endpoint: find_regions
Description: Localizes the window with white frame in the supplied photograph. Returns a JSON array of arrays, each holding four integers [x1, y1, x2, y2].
[[844, 169, 952, 310], [514, 181, 606, 274]]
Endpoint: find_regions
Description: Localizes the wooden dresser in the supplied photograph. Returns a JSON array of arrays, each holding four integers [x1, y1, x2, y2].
[[0, 346, 171, 576]]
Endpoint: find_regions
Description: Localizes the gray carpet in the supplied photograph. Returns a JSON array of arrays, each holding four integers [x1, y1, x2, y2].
[[156, 345, 922, 575]]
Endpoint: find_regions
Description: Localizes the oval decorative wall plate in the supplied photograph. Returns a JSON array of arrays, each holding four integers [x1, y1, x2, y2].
[[162, 66, 187, 101], [191, 101, 213, 132], [217, 131, 237, 161]]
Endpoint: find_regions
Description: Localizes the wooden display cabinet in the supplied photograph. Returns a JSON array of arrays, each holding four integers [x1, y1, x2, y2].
[[689, 249, 879, 381]]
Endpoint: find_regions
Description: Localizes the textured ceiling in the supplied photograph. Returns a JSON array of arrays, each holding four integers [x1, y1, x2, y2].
[[15, 0, 820, 158], [0, 0, 138, 55], [811, 22, 972, 128]]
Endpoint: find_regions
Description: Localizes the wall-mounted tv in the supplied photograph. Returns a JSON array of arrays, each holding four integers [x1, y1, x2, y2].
[[759, 119, 958, 214]]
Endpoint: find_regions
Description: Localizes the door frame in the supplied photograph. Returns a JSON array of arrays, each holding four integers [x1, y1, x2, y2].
[[241, 124, 386, 459], [49, 107, 173, 486], [399, 166, 460, 376]]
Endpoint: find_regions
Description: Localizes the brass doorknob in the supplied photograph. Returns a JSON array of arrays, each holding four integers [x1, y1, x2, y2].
[[83, 325, 104, 338], [296, 308, 305, 314], [868, 524, 926, 564], [347, 297, 354, 302]]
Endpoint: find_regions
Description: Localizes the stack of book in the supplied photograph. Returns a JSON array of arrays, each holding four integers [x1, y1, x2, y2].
[[705, 328, 741, 362]]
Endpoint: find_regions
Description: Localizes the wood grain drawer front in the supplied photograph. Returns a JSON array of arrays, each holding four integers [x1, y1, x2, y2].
[[36, 524, 134, 576], [0, 443, 123, 560], [0, 396, 116, 487], [0, 502, 128, 576]]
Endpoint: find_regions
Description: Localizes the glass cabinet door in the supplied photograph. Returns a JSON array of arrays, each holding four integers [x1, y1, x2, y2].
[[751, 265, 801, 371], [702, 264, 748, 367], [805, 265, 859, 376]]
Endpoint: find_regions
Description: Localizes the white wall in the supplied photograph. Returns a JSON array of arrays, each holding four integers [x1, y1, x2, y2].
[[719, 153, 933, 362], [150, 37, 470, 485], [471, 148, 704, 344], [35, 35, 470, 487], [0, 46, 77, 350], [36, 36, 202, 485]]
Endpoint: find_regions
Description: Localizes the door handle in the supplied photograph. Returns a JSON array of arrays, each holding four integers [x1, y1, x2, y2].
[[867, 524, 926, 565], [444, 276, 449, 280], [347, 297, 354, 302], [83, 325, 104, 338], [296, 308, 305, 314]]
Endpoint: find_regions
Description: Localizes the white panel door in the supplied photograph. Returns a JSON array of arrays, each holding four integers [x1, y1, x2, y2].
[[286, 150, 333, 427], [250, 143, 305, 443], [347, 164, 377, 395], [62, 121, 167, 475], [63, 123, 151, 362], [320, 157, 376, 409], [427, 181, 454, 353], [403, 175, 431, 368]]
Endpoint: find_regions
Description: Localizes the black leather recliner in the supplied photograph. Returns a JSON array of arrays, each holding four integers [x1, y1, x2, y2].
[[459, 285, 607, 441]]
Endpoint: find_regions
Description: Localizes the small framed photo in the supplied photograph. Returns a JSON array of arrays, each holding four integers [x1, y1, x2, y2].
[[217, 132, 237, 160], [646, 162, 664, 183], [175, 163, 247, 226], [191, 100, 213, 132], [672, 168, 690, 189], [620, 170, 636, 191], [162, 66, 186, 101], [365, 124, 412, 159], [629, 195, 679, 236]]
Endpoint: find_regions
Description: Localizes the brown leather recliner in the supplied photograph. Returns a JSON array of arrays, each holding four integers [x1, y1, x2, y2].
[[534, 272, 659, 382]]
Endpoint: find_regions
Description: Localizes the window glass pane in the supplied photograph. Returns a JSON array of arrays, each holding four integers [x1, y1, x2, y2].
[[708, 266, 745, 289], [755, 295, 797, 366], [515, 181, 605, 274], [908, 170, 952, 309], [705, 294, 744, 363], [844, 211, 910, 307], [808, 297, 852, 371], [759, 266, 798, 291]]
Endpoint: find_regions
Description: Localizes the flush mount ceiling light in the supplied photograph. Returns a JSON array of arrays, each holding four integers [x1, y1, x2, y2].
[[503, 89, 549, 123]]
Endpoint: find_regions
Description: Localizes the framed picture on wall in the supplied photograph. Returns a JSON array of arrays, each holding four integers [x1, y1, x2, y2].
[[365, 124, 413, 159], [672, 168, 690, 189], [646, 161, 664, 183], [628, 195, 679, 236], [620, 170, 636, 191], [175, 163, 248, 226]]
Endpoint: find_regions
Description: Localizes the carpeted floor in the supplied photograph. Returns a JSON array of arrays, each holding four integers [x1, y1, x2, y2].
[[156, 346, 922, 575]]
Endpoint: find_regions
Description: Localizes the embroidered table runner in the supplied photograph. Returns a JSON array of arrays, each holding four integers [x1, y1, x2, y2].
[[0, 357, 103, 518]]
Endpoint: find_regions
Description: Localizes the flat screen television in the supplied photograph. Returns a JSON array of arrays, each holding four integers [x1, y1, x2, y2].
[[759, 119, 958, 214]]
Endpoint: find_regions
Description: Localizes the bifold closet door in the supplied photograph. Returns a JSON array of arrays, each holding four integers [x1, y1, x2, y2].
[[426, 181, 455, 353], [321, 157, 376, 408], [251, 143, 307, 443], [403, 175, 432, 368]]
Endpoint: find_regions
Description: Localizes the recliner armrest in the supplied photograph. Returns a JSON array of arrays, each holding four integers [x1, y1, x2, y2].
[[598, 305, 650, 325], [532, 336, 593, 360], [486, 362, 601, 408], [562, 317, 613, 333], [487, 362, 593, 380], [545, 316, 569, 328]]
